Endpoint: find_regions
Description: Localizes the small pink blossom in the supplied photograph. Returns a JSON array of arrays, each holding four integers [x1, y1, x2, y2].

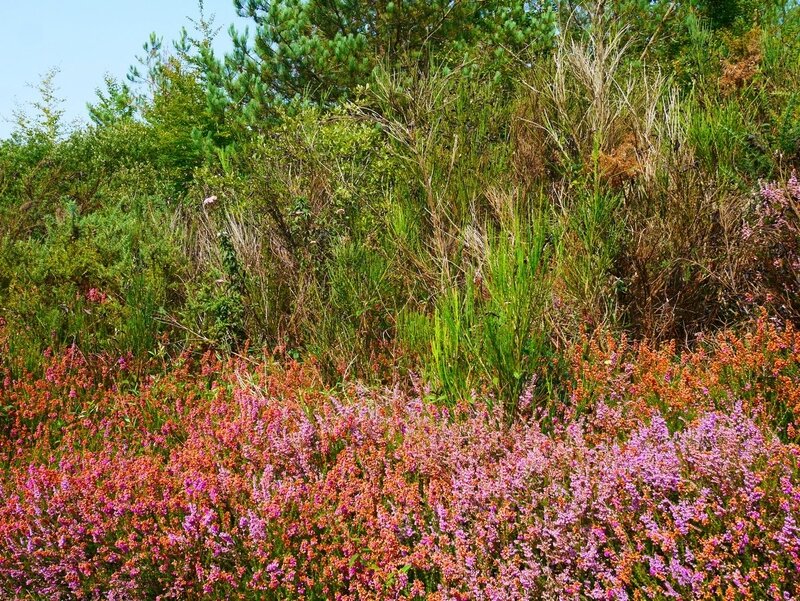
[[86, 288, 107, 304]]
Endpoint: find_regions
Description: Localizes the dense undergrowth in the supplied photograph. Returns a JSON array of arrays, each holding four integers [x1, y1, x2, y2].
[[2, 0, 800, 598]]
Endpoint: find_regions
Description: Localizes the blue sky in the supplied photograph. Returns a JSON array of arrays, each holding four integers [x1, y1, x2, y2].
[[0, 0, 248, 138]]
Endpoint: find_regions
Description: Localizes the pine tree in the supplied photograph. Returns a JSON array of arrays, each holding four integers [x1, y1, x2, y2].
[[208, 0, 557, 119]]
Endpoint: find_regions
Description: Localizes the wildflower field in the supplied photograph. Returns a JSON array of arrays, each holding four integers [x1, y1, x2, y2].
[[2, 316, 800, 599], [2, 0, 800, 598]]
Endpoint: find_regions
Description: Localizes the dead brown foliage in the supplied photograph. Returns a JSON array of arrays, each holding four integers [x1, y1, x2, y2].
[[598, 132, 641, 188], [720, 29, 762, 94]]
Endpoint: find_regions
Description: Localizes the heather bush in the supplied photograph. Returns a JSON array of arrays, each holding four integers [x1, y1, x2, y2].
[[1, 319, 800, 599], [746, 173, 800, 320]]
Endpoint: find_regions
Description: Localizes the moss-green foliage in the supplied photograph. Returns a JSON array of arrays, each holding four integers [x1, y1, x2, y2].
[[2, 0, 800, 410], [0, 195, 181, 365]]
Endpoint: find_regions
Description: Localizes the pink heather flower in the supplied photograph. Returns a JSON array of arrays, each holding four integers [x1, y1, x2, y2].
[[85, 287, 108, 303], [787, 171, 799, 199], [265, 560, 282, 579], [518, 379, 535, 412], [648, 554, 667, 578]]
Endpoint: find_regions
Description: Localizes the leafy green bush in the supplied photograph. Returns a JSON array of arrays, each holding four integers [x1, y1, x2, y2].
[[0, 195, 182, 367]]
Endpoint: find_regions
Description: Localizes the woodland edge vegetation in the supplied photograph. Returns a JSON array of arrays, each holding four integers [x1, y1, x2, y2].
[[2, 0, 800, 598]]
